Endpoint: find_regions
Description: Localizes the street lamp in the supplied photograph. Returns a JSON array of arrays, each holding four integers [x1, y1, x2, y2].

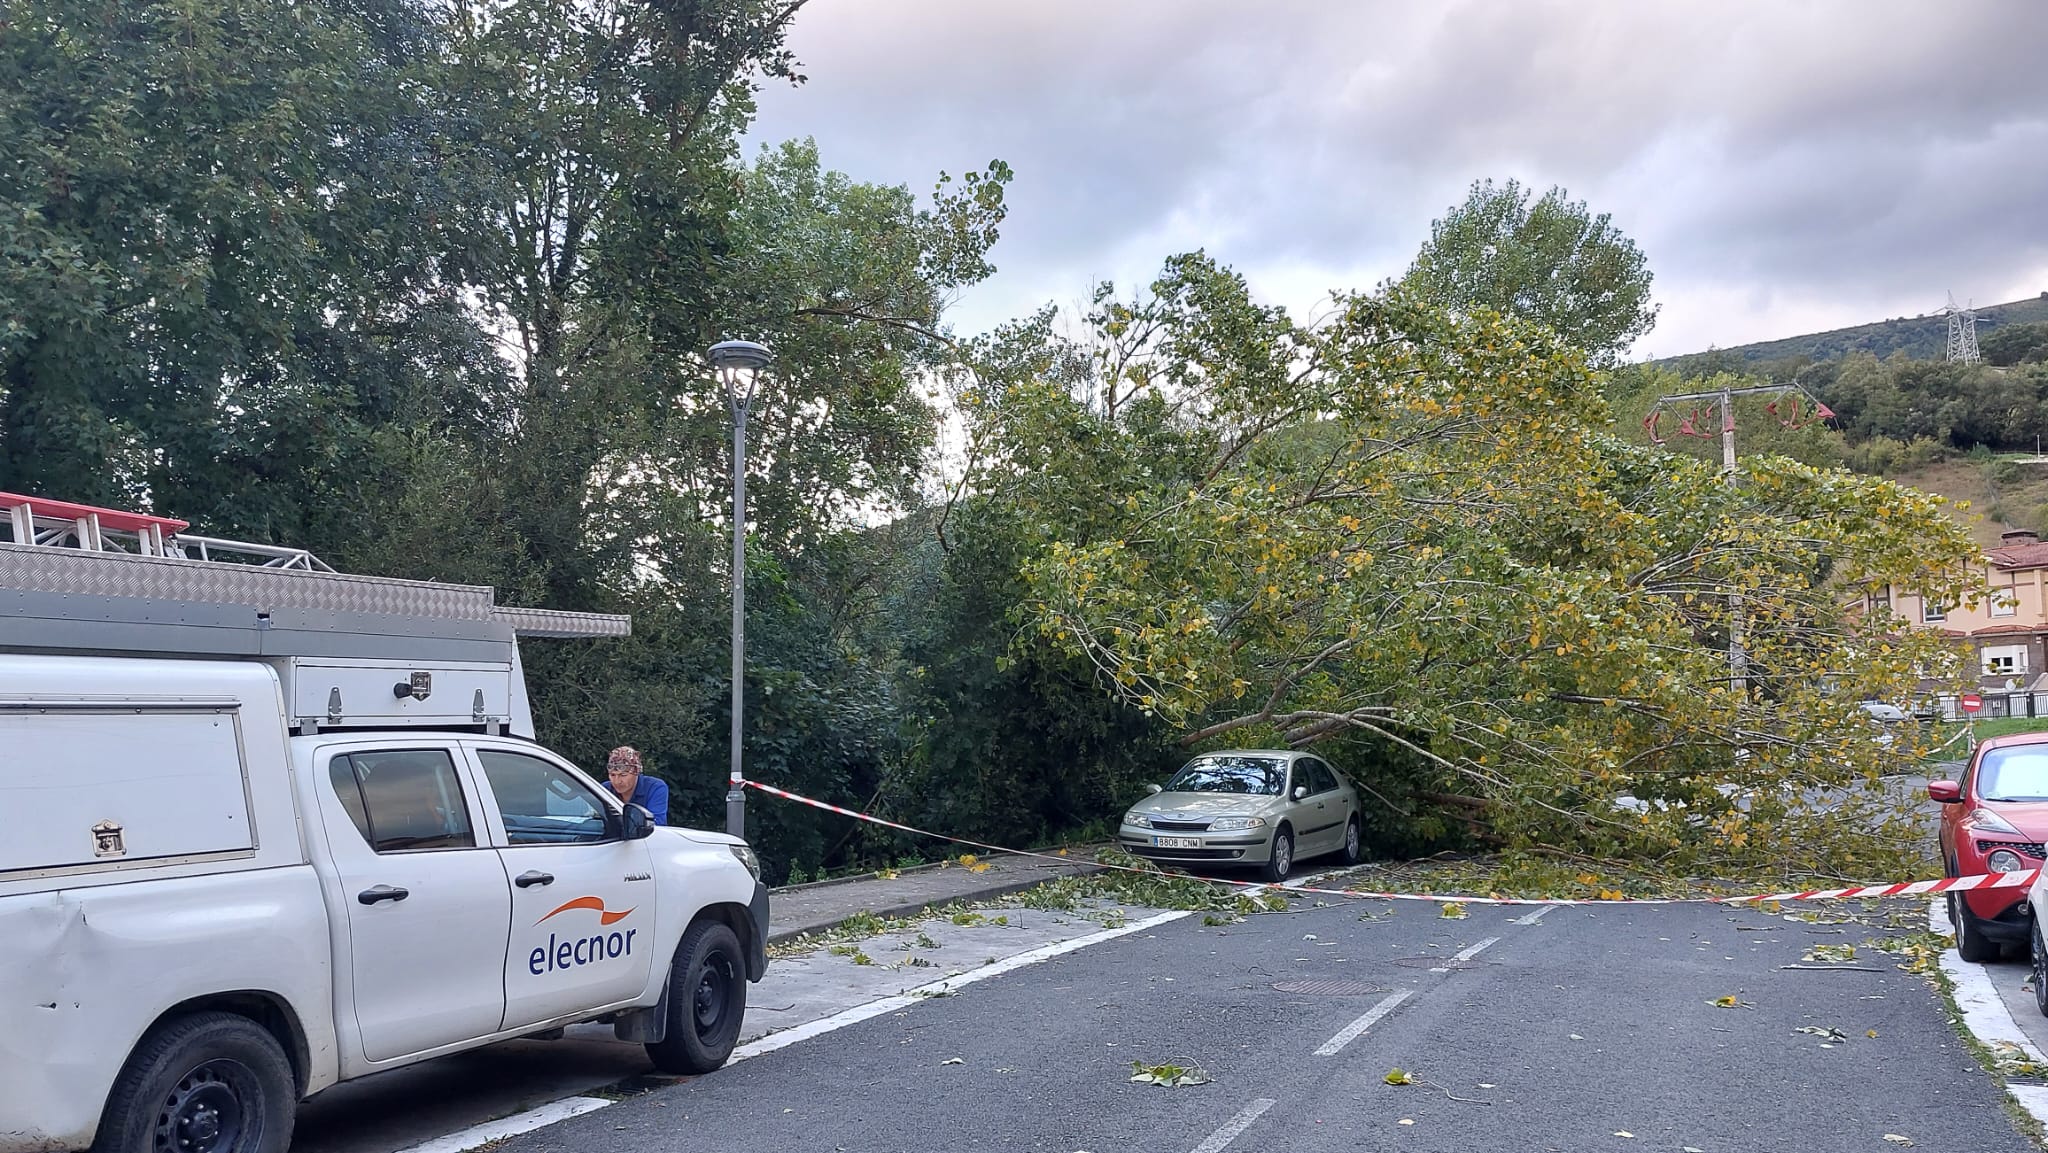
[[710, 338, 772, 839]]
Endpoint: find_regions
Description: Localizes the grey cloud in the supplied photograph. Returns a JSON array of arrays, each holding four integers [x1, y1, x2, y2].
[[750, 0, 2048, 348]]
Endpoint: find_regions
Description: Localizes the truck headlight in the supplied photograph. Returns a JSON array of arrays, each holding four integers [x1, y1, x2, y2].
[[1124, 812, 1153, 828], [729, 843, 761, 880], [1988, 849, 2027, 873], [1208, 816, 1267, 831]]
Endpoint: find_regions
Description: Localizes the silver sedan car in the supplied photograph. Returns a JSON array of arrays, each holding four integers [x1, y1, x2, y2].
[[1117, 750, 1362, 882]]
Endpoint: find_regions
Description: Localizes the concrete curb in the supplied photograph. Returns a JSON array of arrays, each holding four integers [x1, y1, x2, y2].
[[765, 863, 1107, 946], [769, 843, 1110, 897], [1929, 896, 2048, 1133]]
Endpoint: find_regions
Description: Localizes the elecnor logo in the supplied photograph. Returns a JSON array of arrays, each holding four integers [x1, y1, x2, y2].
[[529, 896, 638, 975]]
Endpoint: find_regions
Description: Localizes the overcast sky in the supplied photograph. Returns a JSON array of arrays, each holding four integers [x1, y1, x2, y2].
[[748, 0, 2048, 360]]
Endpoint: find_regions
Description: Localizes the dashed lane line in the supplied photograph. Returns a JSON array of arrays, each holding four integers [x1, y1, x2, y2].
[[1430, 935, 1500, 972], [1188, 1098, 1277, 1153], [1512, 904, 1558, 925], [1313, 989, 1414, 1057]]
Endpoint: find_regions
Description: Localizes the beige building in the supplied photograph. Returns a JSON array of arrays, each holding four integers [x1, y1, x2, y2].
[[1885, 529, 2048, 715]]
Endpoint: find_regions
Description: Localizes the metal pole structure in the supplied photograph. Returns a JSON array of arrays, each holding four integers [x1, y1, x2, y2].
[[1655, 381, 1799, 695], [710, 340, 773, 840], [1718, 382, 1747, 695]]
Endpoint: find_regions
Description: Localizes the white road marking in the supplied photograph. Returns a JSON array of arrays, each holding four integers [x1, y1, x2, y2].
[[729, 909, 1192, 1065], [1188, 1098, 1277, 1153], [1513, 904, 1557, 925], [1314, 989, 1413, 1056], [1430, 935, 1500, 972], [389, 1096, 612, 1153]]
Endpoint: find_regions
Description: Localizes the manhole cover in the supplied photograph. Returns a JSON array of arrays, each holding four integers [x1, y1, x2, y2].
[[1392, 956, 1488, 969], [1271, 980, 1386, 995]]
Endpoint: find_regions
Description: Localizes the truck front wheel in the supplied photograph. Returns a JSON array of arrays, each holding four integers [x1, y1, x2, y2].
[[645, 920, 747, 1074], [92, 1011, 294, 1153]]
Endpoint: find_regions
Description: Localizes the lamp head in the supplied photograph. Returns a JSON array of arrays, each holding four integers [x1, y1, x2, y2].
[[708, 340, 773, 373]]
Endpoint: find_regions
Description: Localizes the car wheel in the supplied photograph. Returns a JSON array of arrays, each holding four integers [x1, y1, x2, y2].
[[1339, 817, 1363, 866], [2033, 919, 2048, 1019], [1260, 827, 1294, 884], [645, 920, 747, 1074], [92, 1011, 294, 1153], [1951, 890, 2001, 963]]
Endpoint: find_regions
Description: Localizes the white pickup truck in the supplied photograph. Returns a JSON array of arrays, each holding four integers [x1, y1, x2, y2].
[[0, 504, 769, 1153], [0, 653, 768, 1153]]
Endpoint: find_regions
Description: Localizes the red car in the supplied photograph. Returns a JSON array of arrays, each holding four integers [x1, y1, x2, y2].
[[1930, 732, 2048, 961]]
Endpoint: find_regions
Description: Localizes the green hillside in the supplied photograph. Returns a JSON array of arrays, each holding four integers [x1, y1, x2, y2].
[[1657, 293, 2048, 367]]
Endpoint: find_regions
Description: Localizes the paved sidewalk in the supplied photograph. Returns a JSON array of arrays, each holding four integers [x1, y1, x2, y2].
[[767, 849, 1106, 943]]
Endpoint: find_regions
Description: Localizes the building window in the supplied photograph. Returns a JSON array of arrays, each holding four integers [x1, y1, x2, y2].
[[1992, 588, 2019, 618], [1867, 586, 1893, 614], [1984, 644, 2029, 679], [1923, 598, 1947, 623]]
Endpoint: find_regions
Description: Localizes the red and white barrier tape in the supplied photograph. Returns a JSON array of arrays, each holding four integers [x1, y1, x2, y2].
[[742, 779, 2039, 908]]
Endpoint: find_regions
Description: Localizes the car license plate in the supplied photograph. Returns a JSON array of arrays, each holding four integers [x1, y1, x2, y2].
[[1153, 835, 1201, 849]]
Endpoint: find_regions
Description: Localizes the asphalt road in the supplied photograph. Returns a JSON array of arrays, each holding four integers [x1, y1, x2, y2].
[[495, 898, 2031, 1153]]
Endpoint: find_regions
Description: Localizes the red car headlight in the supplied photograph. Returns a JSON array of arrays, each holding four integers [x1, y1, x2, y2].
[[1963, 808, 2024, 835], [1987, 849, 2027, 873]]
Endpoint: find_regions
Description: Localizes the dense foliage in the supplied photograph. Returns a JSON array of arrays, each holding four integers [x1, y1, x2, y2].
[[1002, 260, 1979, 879]]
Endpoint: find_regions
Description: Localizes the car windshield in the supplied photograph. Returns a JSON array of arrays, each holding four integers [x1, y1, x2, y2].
[[1165, 756, 1285, 796], [1978, 747, 2048, 802]]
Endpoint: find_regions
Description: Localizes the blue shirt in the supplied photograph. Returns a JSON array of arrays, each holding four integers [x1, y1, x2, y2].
[[626, 775, 669, 825]]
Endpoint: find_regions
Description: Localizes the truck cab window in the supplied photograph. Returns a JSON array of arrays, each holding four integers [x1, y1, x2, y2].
[[333, 750, 476, 852], [478, 749, 612, 845]]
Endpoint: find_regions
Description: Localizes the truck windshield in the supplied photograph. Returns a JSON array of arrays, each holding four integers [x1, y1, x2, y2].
[[1165, 756, 1285, 796]]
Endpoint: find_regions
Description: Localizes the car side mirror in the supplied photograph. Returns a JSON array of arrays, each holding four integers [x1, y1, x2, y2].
[[619, 803, 657, 839], [1926, 779, 1963, 804], [1292, 785, 1308, 801], [1145, 783, 1163, 795]]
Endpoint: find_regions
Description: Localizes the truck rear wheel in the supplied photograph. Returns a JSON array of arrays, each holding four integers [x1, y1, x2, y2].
[[92, 1011, 294, 1153], [645, 920, 747, 1074]]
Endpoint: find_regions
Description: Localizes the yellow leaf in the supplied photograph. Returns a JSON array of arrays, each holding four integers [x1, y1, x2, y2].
[[1384, 1068, 1414, 1085]]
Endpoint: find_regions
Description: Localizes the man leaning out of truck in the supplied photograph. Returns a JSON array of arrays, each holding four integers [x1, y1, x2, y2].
[[606, 745, 669, 825]]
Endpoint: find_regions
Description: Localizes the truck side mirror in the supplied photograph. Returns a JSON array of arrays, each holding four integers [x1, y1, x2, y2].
[[619, 803, 657, 839], [1926, 779, 1963, 804]]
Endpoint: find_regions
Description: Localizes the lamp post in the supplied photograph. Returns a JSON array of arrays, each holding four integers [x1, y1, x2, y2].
[[710, 338, 772, 839]]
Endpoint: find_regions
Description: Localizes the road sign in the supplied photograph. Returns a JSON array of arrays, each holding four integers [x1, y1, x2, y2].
[[1961, 692, 1984, 714]]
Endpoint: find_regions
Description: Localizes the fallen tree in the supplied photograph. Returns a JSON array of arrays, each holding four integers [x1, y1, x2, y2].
[[982, 259, 1981, 882]]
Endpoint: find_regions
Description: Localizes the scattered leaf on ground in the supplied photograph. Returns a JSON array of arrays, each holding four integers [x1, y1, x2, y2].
[[1440, 902, 1468, 919], [1385, 1068, 1414, 1085], [1130, 1059, 1212, 1087], [1883, 1135, 1914, 1147], [940, 1057, 963, 1065], [1802, 943, 1858, 963]]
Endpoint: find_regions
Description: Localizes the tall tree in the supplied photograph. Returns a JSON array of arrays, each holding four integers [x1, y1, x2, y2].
[[1403, 178, 1657, 364], [0, 0, 497, 528]]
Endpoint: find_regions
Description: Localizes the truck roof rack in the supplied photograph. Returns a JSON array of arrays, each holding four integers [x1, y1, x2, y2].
[[1, 491, 629, 654]]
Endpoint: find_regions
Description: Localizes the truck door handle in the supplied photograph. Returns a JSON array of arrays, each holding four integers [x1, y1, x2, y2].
[[515, 871, 555, 888], [357, 885, 409, 905]]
